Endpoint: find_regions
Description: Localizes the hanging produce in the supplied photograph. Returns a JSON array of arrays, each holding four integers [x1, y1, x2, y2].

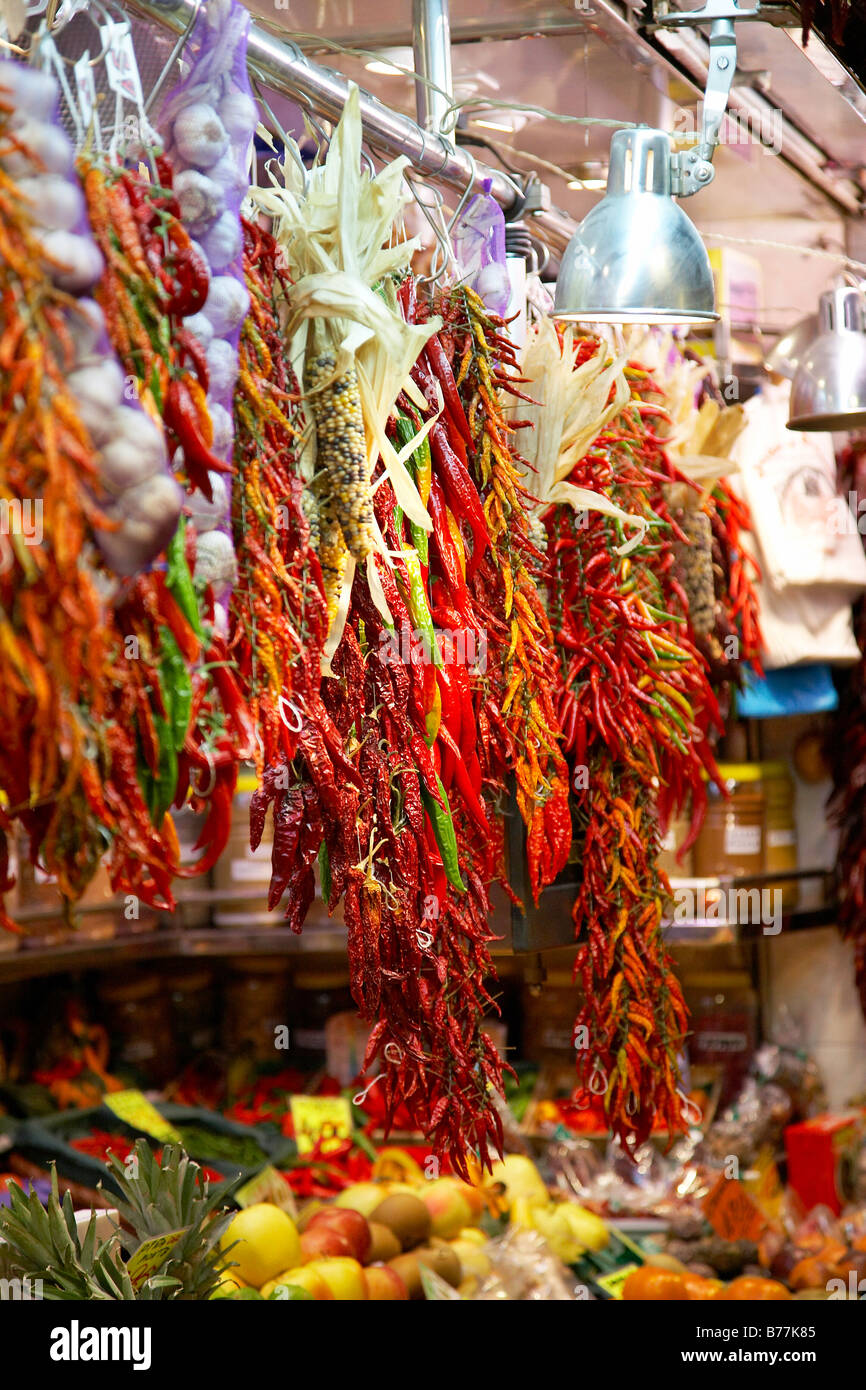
[[830, 439, 866, 1017], [230, 217, 329, 770], [157, 0, 257, 619], [253, 85, 438, 655], [0, 63, 186, 920], [521, 325, 740, 1144], [243, 95, 506, 1172], [410, 288, 573, 905]]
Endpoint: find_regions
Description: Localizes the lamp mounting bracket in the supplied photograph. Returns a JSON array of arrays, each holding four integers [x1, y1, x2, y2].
[[653, 1, 762, 197]]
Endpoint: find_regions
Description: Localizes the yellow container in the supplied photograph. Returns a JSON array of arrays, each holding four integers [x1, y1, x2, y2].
[[761, 759, 798, 912], [693, 762, 765, 880]]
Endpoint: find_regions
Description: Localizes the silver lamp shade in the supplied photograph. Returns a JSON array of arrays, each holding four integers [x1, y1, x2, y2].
[[788, 287, 866, 431], [765, 314, 818, 380], [554, 127, 719, 325]]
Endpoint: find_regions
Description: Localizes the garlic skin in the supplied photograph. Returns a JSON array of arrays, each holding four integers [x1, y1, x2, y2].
[[99, 474, 184, 577], [3, 119, 73, 177], [16, 175, 84, 232], [184, 312, 215, 351], [68, 361, 125, 445], [207, 149, 249, 199], [174, 169, 225, 231], [194, 528, 237, 593], [187, 472, 229, 531], [209, 403, 233, 457], [200, 209, 243, 271], [172, 102, 229, 170], [218, 89, 257, 143], [98, 409, 167, 494], [206, 339, 238, 398], [202, 276, 250, 336], [0, 65, 56, 122], [39, 230, 104, 294]]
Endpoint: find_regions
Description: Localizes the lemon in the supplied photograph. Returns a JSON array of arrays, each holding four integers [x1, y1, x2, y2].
[[220, 1204, 302, 1289]]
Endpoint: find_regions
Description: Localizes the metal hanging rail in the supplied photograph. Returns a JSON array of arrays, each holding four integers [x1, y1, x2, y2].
[[124, 0, 576, 253]]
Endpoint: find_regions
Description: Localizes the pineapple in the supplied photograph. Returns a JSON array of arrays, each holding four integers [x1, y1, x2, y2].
[[0, 1140, 237, 1300]]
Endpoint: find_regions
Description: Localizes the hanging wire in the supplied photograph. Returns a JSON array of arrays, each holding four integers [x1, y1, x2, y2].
[[251, 74, 309, 191], [144, 0, 201, 116], [699, 229, 866, 278]]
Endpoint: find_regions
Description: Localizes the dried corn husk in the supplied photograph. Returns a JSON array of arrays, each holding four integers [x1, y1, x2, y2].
[[252, 85, 440, 663], [516, 318, 646, 554]]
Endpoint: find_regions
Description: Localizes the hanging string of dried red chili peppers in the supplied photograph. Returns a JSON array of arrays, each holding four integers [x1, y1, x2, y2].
[[546, 346, 727, 1144], [231, 218, 328, 770], [829, 440, 866, 1017], [420, 285, 572, 904], [80, 155, 255, 881]]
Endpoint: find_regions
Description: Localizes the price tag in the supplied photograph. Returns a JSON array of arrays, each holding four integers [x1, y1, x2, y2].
[[234, 1165, 297, 1219], [702, 1173, 768, 1242], [595, 1263, 641, 1299], [104, 1090, 182, 1143], [126, 1229, 187, 1290], [73, 52, 97, 131], [99, 20, 144, 106], [289, 1095, 353, 1156]]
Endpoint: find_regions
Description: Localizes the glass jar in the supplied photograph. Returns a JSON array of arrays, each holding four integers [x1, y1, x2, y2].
[[167, 804, 213, 928], [167, 965, 218, 1064], [97, 970, 176, 1085], [223, 956, 291, 1061], [685, 971, 758, 1107], [292, 971, 353, 1071], [521, 972, 580, 1060], [656, 810, 695, 879], [213, 771, 283, 928], [761, 759, 798, 912], [693, 762, 765, 879]]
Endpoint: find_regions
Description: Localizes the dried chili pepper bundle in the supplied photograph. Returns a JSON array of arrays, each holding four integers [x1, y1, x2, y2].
[[231, 218, 328, 769], [829, 439, 866, 1016], [542, 340, 728, 1144], [419, 285, 572, 904], [0, 97, 185, 919]]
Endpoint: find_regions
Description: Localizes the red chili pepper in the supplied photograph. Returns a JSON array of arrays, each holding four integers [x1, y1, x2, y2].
[[164, 378, 232, 499]]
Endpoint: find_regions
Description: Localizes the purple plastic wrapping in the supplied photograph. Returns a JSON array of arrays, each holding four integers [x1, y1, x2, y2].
[[157, 0, 256, 621], [0, 57, 182, 578], [452, 177, 510, 316]]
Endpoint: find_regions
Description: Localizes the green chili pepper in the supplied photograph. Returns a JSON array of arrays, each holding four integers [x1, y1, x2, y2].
[[161, 629, 191, 753], [166, 517, 204, 640], [395, 411, 430, 566], [422, 774, 466, 893], [318, 841, 332, 904]]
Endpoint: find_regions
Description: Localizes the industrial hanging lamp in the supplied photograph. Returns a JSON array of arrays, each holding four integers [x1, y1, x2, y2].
[[788, 286, 866, 431], [764, 313, 819, 380], [555, 0, 763, 325]]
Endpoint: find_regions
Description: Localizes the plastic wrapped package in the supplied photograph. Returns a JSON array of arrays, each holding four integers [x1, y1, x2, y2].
[[474, 1227, 588, 1301], [452, 179, 510, 316], [0, 59, 182, 577], [158, 0, 256, 604]]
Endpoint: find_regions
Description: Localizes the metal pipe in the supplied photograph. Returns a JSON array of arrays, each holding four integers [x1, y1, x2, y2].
[[124, 0, 576, 251], [412, 0, 453, 136]]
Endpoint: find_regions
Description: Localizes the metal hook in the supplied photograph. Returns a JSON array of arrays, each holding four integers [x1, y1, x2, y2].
[[252, 77, 309, 192], [408, 176, 454, 290], [447, 146, 480, 236], [144, 0, 202, 116]]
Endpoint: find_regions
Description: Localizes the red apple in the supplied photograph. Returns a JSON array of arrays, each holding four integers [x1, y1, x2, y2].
[[363, 1263, 409, 1301], [300, 1225, 355, 1262], [306, 1207, 372, 1263]]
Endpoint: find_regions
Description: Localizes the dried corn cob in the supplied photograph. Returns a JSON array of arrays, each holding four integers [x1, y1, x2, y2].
[[305, 338, 376, 562], [317, 493, 348, 627]]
